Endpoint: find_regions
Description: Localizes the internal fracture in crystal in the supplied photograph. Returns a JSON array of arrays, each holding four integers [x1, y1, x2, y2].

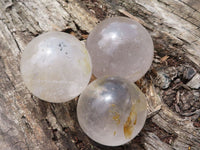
[[77, 76, 147, 146]]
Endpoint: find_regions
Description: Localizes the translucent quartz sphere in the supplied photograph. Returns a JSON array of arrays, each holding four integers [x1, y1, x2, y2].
[[77, 77, 147, 146], [86, 17, 154, 82], [20, 31, 92, 103]]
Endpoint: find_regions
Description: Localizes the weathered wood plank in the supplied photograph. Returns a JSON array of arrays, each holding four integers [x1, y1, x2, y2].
[[0, 0, 199, 149]]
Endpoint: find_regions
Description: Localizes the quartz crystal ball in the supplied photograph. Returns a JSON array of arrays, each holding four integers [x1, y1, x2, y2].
[[86, 17, 154, 82], [77, 77, 147, 146], [20, 31, 92, 103]]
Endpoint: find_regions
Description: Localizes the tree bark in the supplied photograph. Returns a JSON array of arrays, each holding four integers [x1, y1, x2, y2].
[[0, 0, 199, 150]]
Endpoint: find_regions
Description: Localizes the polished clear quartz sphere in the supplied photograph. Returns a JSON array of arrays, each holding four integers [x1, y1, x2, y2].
[[86, 17, 154, 82], [77, 76, 147, 146], [20, 31, 92, 103]]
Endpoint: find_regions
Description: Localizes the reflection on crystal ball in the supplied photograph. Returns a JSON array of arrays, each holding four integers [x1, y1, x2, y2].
[[77, 76, 147, 146], [20, 31, 92, 103], [86, 17, 154, 82]]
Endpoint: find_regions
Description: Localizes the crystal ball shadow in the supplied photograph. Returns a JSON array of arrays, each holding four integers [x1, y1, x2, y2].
[[86, 17, 154, 82], [77, 77, 147, 146], [20, 31, 92, 103]]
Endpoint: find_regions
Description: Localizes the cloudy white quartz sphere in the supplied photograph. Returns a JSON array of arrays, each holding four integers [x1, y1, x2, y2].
[[20, 31, 92, 103], [86, 17, 154, 82], [77, 77, 147, 146]]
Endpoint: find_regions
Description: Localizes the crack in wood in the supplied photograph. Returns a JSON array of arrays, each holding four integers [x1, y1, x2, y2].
[[0, 0, 199, 149]]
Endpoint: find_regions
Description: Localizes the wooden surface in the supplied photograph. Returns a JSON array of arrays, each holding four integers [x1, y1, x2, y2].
[[0, 0, 200, 149]]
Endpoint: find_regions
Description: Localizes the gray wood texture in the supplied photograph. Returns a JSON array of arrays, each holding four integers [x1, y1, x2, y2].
[[0, 0, 199, 149]]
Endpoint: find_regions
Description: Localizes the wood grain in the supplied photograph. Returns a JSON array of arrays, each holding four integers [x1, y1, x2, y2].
[[0, 0, 199, 149]]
